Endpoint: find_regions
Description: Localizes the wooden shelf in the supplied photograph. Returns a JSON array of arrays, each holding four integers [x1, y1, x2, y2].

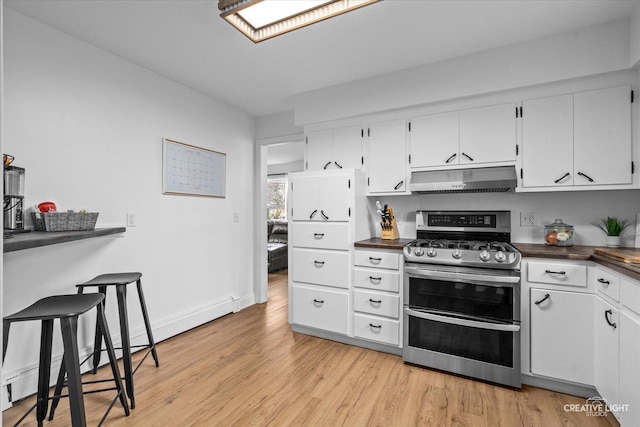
[[3, 227, 126, 253]]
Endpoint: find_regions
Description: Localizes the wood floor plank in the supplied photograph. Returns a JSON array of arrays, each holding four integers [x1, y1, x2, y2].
[[2, 270, 617, 426]]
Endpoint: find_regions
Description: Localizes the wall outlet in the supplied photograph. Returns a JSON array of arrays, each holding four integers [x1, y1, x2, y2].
[[127, 212, 137, 227], [520, 212, 535, 226]]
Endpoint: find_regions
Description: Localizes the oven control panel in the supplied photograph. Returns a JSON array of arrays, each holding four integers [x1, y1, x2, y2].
[[416, 210, 510, 233]]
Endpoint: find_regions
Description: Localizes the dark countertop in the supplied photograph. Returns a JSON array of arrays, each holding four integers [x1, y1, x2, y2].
[[355, 237, 414, 251], [513, 243, 640, 282], [3, 227, 126, 253]]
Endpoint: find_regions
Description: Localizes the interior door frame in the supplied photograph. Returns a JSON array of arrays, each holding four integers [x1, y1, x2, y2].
[[254, 133, 304, 304]]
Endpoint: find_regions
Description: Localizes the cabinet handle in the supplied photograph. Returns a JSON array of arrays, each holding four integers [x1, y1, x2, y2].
[[309, 209, 317, 219], [369, 257, 382, 263], [554, 172, 570, 184], [313, 233, 325, 238], [544, 270, 566, 275], [320, 210, 329, 220], [577, 171, 595, 182], [597, 278, 610, 286], [314, 260, 325, 266], [534, 293, 551, 305], [313, 299, 325, 304], [445, 153, 457, 163], [605, 309, 617, 329], [394, 180, 404, 190], [323, 161, 332, 170], [369, 299, 382, 304], [369, 276, 382, 282], [334, 161, 343, 169], [461, 152, 474, 162], [369, 323, 382, 329]]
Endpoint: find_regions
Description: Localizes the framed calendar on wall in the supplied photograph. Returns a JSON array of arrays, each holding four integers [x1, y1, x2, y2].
[[162, 138, 226, 197]]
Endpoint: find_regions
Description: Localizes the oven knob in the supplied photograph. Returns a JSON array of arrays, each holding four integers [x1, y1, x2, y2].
[[414, 248, 424, 257], [479, 249, 491, 262], [495, 250, 506, 263], [426, 247, 437, 257], [452, 249, 463, 259]]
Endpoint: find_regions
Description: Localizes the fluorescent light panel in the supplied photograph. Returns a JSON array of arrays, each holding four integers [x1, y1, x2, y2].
[[220, 0, 381, 43]]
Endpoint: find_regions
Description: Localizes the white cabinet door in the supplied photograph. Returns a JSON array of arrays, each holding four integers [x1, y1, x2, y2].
[[459, 103, 517, 165], [530, 288, 594, 384], [620, 313, 640, 426], [306, 130, 333, 171], [409, 112, 459, 168], [574, 85, 632, 186], [306, 126, 362, 171], [366, 119, 407, 193], [332, 125, 363, 170], [594, 297, 619, 409], [521, 94, 574, 187], [290, 174, 350, 222]]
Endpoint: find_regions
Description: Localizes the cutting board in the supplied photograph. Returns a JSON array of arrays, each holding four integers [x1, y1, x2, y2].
[[593, 247, 640, 264]]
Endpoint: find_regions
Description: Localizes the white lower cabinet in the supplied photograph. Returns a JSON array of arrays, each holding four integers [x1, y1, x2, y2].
[[620, 312, 640, 426], [526, 259, 640, 425], [352, 248, 403, 348], [594, 296, 619, 415], [292, 284, 349, 335], [529, 288, 594, 384]]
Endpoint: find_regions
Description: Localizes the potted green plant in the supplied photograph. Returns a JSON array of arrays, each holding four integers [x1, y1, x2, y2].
[[591, 216, 629, 247]]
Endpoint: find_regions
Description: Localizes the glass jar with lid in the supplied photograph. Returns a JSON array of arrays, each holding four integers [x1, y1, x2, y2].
[[544, 219, 574, 246]]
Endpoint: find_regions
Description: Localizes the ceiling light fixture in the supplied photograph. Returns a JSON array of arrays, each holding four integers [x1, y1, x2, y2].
[[219, 0, 381, 43]]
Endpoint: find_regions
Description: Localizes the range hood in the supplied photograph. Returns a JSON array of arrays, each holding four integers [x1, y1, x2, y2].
[[409, 166, 518, 194]]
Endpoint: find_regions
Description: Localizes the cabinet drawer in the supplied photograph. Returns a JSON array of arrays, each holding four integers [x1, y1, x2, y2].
[[291, 222, 350, 250], [621, 277, 640, 316], [353, 313, 400, 346], [354, 268, 400, 292], [527, 261, 587, 287], [354, 250, 399, 270], [292, 285, 349, 335], [593, 266, 620, 301], [292, 248, 350, 289], [353, 289, 400, 318]]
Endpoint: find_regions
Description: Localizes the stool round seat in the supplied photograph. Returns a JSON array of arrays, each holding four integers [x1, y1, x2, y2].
[[3, 293, 129, 427]]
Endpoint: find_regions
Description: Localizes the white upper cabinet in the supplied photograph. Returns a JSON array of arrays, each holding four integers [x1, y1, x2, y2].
[[409, 103, 517, 169], [459, 103, 517, 165], [521, 85, 633, 188], [290, 173, 351, 222], [573, 85, 632, 186], [409, 112, 458, 167], [521, 94, 574, 187], [366, 119, 408, 194], [305, 125, 362, 171]]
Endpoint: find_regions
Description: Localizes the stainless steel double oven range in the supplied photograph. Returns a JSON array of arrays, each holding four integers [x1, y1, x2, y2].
[[403, 210, 522, 388]]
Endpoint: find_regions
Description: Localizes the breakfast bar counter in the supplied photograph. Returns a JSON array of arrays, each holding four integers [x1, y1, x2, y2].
[[3, 227, 126, 253]]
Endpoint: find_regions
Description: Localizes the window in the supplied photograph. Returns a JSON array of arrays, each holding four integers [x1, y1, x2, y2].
[[267, 175, 287, 220]]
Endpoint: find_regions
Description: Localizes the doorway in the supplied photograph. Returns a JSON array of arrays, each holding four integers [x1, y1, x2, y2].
[[255, 136, 304, 303]]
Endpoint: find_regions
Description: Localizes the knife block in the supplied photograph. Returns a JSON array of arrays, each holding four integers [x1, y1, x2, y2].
[[381, 218, 400, 240]]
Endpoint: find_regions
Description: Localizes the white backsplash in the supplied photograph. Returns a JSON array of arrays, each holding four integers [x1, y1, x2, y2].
[[367, 189, 640, 247]]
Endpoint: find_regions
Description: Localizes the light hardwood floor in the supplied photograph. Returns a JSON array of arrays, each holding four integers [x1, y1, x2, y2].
[[3, 269, 617, 426]]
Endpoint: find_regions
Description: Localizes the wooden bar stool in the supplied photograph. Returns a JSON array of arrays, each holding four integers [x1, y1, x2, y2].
[[2, 293, 130, 427], [53, 272, 159, 410]]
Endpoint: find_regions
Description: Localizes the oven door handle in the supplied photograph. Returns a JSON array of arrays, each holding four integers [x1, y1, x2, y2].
[[404, 308, 521, 332], [404, 266, 520, 286]]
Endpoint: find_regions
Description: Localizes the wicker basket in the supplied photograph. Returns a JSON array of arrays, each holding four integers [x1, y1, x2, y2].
[[31, 212, 99, 232]]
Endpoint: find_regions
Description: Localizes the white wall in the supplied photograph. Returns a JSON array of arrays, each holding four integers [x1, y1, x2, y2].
[[367, 189, 640, 248], [293, 17, 632, 125], [2, 8, 256, 401], [631, 4, 640, 67]]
